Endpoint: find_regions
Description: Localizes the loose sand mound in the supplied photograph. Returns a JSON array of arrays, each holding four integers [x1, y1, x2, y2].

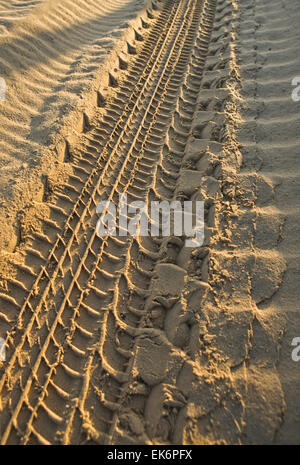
[[0, 0, 299, 446]]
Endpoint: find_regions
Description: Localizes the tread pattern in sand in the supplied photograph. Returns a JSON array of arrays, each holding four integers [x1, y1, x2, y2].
[[1, 0, 299, 446], [0, 0, 218, 445]]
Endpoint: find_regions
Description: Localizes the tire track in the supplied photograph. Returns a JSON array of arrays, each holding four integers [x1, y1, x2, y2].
[[0, 0, 217, 445]]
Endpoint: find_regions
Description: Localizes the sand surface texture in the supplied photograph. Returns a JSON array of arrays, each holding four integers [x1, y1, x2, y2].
[[0, 0, 299, 445]]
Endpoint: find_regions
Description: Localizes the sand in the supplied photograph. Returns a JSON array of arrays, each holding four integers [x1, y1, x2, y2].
[[0, 0, 299, 445], [0, 0, 150, 253]]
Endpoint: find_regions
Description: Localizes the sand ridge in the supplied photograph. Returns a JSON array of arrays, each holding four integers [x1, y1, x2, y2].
[[0, 0, 299, 445]]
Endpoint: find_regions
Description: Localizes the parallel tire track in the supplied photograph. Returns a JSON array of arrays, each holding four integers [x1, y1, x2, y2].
[[0, 0, 217, 445]]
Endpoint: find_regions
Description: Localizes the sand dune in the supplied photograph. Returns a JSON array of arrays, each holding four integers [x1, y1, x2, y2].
[[0, 0, 149, 252]]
